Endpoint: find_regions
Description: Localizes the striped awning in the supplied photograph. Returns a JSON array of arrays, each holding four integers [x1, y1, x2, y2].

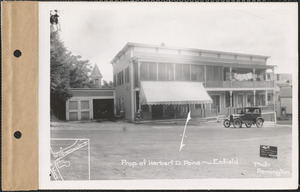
[[140, 81, 212, 105]]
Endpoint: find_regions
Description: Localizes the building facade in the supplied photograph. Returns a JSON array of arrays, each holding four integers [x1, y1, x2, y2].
[[66, 88, 115, 121], [65, 64, 115, 121], [274, 73, 292, 119], [111, 43, 276, 122]]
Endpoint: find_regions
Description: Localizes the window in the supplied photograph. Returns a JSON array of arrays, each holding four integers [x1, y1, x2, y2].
[[191, 65, 204, 81], [206, 66, 222, 81], [245, 108, 253, 114], [225, 92, 231, 107], [140, 63, 149, 80], [183, 65, 190, 81], [166, 63, 174, 81], [113, 74, 116, 87], [195, 104, 203, 109], [175, 64, 183, 81], [253, 108, 260, 114], [268, 93, 272, 102], [149, 62, 157, 80], [125, 67, 130, 83], [117, 71, 124, 86], [211, 95, 220, 113], [237, 95, 243, 108], [158, 63, 167, 81], [81, 100, 89, 109], [69, 101, 78, 110]]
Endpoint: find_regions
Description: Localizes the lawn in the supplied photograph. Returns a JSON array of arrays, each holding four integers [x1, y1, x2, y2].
[[50, 120, 293, 180]]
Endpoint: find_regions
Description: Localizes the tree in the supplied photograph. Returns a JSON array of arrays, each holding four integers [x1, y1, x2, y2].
[[50, 11, 93, 120], [102, 80, 114, 88], [50, 30, 72, 120]]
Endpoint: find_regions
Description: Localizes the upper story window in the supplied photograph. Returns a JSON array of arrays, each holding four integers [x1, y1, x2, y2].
[[125, 67, 130, 83], [206, 66, 222, 81], [138, 62, 206, 83], [191, 65, 204, 82], [140, 63, 149, 81], [175, 64, 183, 81], [149, 63, 157, 80], [117, 71, 124, 86], [183, 64, 190, 81], [158, 63, 167, 81], [113, 74, 116, 87], [140, 62, 157, 81], [166, 64, 174, 81]]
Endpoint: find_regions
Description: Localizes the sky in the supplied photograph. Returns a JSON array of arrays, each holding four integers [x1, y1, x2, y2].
[[58, 3, 298, 82]]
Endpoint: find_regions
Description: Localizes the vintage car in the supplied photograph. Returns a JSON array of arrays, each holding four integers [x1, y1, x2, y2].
[[223, 107, 264, 128]]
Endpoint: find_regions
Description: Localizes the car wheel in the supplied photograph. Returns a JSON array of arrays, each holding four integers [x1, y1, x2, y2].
[[245, 123, 252, 128], [256, 119, 263, 128], [233, 119, 242, 128], [223, 120, 231, 128]]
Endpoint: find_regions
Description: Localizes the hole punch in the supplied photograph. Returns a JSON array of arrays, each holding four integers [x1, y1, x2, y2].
[[14, 131, 22, 139], [13, 50, 22, 58]]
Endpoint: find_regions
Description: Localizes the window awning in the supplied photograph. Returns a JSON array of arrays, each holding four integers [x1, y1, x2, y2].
[[140, 81, 213, 105]]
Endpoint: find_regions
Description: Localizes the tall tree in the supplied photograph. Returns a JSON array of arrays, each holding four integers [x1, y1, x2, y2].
[[50, 10, 93, 120]]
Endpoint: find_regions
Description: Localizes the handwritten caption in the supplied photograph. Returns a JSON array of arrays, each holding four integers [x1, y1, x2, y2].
[[254, 161, 290, 176], [121, 158, 239, 167]]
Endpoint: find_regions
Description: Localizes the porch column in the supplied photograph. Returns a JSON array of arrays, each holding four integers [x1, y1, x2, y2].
[[272, 68, 275, 86], [273, 89, 276, 111], [138, 61, 141, 88], [229, 67, 232, 87], [156, 62, 159, 81], [204, 66, 207, 86], [265, 90, 268, 106], [253, 90, 256, 106], [138, 61, 141, 112], [253, 68, 256, 81], [229, 91, 233, 113], [173, 63, 176, 81]]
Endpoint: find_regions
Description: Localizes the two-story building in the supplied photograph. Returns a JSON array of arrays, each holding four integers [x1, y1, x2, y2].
[[111, 43, 276, 122]]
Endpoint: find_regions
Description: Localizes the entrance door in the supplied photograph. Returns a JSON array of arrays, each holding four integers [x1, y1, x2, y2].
[[211, 95, 220, 113], [237, 95, 243, 108], [246, 95, 254, 107], [152, 105, 164, 119], [93, 99, 114, 119]]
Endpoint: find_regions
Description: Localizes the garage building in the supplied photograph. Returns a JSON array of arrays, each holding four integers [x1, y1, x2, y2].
[[66, 88, 115, 121]]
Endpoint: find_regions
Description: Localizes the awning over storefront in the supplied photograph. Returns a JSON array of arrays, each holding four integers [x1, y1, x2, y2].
[[140, 81, 213, 105]]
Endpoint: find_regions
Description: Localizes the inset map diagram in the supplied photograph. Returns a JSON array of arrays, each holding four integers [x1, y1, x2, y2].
[[50, 138, 90, 181]]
